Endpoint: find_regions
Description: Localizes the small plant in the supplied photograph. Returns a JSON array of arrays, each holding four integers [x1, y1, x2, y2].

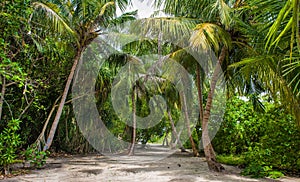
[[268, 171, 284, 179], [23, 145, 48, 168], [0, 119, 22, 175]]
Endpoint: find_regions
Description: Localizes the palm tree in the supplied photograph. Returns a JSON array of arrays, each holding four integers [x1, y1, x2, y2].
[[127, 84, 137, 155], [31, 0, 134, 151], [152, 0, 235, 171]]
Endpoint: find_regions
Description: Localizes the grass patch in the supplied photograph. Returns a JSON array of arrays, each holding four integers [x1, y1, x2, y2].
[[216, 155, 246, 166]]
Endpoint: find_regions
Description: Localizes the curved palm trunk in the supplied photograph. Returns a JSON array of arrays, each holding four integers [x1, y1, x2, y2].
[[202, 47, 227, 172], [128, 87, 137, 156], [43, 48, 83, 151], [181, 91, 199, 157], [167, 110, 185, 151]]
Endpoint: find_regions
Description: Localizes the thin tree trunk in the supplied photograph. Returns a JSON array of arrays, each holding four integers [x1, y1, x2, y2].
[[196, 64, 204, 147], [128, 87, 137, 156], [202, 47, 227, 172], [167, 110, 185, 151], [181, 91, 199, 157], [196, 64, 204, 122], [43, 49, 82, 151], [0, 75, 6, 121]]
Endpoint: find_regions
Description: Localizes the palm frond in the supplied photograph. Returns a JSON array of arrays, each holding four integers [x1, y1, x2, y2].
[[109, 10, 137, 26], [190, 23, 232, 52], [88, 1, 115, 29], [101, 17, 197, 50], [115, 0, 132, 12], [32, 2, 75, 37], [229, 53, 300, 123], [154, 0, 212, 19], [283, 58, 300, 96], [213, 0, 233, 30], [130, 17, 197, 45], [264, 0, 300, 54]]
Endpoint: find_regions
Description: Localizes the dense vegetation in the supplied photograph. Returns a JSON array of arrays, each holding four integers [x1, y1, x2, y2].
[[0, 0, 299, 179]]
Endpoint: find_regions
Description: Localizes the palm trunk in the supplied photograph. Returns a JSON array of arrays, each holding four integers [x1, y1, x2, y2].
[[128, 87, 137, 156], [196, 64, 204, 122], [196, 64, 204, 146], [43, 48, 83, 151], [0, 75, 6, 121], [168, 110, 185, 151], [181, 91, 199, 157], [202, 47, 227, 172]]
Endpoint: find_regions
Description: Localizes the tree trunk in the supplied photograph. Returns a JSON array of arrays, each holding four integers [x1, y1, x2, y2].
[[181, 91, 199, 157], [43, 49, 83, 151], [167, 110, 185, 151], [0, 75, 6, 121], [202, 47, 227, 172], [128, 87, 137, 156], [196, 64, 204, 147], [196, 64, 204, 122]]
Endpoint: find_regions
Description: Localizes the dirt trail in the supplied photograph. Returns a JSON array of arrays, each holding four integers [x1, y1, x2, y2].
[[2, 145, 300, 182]]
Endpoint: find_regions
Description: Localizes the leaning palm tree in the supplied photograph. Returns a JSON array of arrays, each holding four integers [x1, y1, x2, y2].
[[31, 0, 135, 151]]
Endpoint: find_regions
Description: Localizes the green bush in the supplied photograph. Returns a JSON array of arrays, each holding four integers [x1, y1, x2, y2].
[[242, 164, 284, 179], [0, 119, 22, 175], [243, 107, 300, 177], [23, 145, 48, 168], [213, 97, 261, 155], [213, 96, 300, 178]]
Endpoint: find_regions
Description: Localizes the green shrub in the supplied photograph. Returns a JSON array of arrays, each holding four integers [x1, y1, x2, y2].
[[242, 164, 284, 179], [213, 97, 259, 155], [213, 96, 300, 178], [243, 108, 300, 177], [0, 119, 22, 175], [241, 163, 268, 178], [23, 145, 48, 168]]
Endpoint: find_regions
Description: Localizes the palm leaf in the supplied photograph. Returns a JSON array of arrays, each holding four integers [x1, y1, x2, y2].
[[32, 2, 75, 37], [190, 23, 232, 52], [212, 0, 233, 30], [264, 0, 300, 54]]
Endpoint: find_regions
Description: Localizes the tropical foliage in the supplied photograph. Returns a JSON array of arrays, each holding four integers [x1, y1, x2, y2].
[[0, 0, 299, 179]]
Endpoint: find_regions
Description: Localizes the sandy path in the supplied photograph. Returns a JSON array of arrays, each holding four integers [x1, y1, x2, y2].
[[2, 145, 299, 182]]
